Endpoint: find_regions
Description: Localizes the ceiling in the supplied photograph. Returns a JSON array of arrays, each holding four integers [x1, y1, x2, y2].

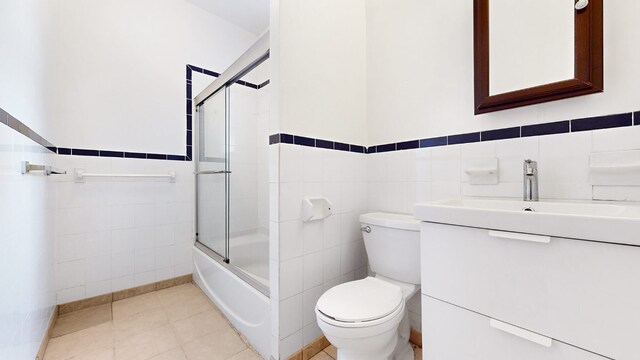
[[186, 0, 269, 36]]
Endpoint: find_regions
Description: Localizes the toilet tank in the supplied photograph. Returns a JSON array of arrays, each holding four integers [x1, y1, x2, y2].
[[360, 213, 421, 285]]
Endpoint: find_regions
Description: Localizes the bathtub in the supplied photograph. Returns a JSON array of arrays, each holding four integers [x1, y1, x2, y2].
[[228, 232, 270, 287], [193, 245, 271, 359]]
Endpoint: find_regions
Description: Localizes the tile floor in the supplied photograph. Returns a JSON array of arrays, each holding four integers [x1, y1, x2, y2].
[[44, 282, 423, 360], [310, 343, 422, 360], [44, 283, 261, 360], [309, 345, 337, 360]]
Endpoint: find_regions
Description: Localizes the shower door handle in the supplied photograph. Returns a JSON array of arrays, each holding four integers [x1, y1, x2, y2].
[[195, 170, 232, 175]]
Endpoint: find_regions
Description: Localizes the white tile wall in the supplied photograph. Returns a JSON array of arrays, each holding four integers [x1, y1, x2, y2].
[[0, 2, 259, 356], [52, 156, 195, 303], [539, 132, 592, 200], [41, 123, 639, 360], [279, 257, 303, 300], [279, 293, 303, 339], [303, 252, 323, 290], [0, 124, 56, 359], [367, 131, 617, 207], [265, 124, 640, 359], [593, 125, 640, 153], [591, 125, 640, 200], [274, 144, 368, 358], [364, 125, 640, 333]]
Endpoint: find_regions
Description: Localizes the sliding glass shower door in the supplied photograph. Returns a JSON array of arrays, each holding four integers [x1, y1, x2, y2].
[[194, 54, 270, 296], [196, 87, 229, 260]]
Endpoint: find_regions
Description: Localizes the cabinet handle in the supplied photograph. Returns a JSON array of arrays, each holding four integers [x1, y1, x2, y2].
[[489, 319, 553, 347], [488, 230, 551, 244]]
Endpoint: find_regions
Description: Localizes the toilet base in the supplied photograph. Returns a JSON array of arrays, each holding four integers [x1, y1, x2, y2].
[[332, 305, 415, 360], [394, 342, 414, 360], [335, 335, 414, 360], [391, 306, 414, 360]]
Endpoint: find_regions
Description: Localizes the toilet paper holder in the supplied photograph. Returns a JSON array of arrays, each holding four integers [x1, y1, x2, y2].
[[302, 197, 333, 222]]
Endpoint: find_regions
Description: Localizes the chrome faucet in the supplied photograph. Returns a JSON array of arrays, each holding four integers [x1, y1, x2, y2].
[[523, 159, 539, 202]]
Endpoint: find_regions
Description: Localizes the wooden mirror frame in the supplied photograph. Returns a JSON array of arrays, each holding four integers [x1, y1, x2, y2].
[[474, 0, 603, 115]]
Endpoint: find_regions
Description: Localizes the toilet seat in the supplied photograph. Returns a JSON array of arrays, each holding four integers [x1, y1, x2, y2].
[[316, 277, 404, 328]]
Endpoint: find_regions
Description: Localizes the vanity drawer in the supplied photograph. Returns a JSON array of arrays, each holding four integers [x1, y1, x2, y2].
[[421, 222, 639, 359], [422, 295, 608, 360]]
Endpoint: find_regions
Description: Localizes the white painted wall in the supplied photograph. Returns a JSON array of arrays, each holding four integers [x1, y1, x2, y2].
[[270, 1, 368, 357], [0, 0, 257, 332], [50, 0, 258, 154], [271, 0, 640, 353], [366, 0, 640, 145], [0, 1, 56, 358], [364, 0, 640, 338], [0, 0, 54, 140], [0, 0, 266, 357], [42, 0, 266, 305], [272, 0, 367, 145]]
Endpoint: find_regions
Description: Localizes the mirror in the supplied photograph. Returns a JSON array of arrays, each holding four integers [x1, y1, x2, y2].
[[474, 0, 603, 114], [489, 0, 574, 95]]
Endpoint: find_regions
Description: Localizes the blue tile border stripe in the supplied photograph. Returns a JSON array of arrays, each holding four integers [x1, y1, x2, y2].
[[419, 136, 447, 148], [269, 111, 639, 154], [1, 62, 272, 162], [268, 134, 280, 145], [268, 133, 366, 153], [481, 127, 520, 142], [397, 140, 419, 151], [280, 134, 294, 144], [293, 135, 315, 147], [335, 142, 350, 152], [376, 143, 396, 153], [570, 113, 632, 132], [448, 132, 480, 145], [0, 106, 191, 161], [316, 139, 333, 149], [126, 152, 147, 159], [1, 102, 636, 161], [186, 64, 266, 90], [186, 64, 270, 161], [521, 121, 569, 137], [72, 149, 100, 157], [146, 153, 167, 160]]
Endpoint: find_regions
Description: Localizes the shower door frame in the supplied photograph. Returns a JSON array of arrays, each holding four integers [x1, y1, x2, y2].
[[195, 86, 230, 264], [193, 32, 270, 297]]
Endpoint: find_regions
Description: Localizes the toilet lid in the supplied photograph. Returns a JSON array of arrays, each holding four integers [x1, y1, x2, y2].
[[316, 277, 403, 323]]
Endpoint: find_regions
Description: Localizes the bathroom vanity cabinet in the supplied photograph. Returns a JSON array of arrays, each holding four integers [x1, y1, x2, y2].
[[417, 221, 640, 360]]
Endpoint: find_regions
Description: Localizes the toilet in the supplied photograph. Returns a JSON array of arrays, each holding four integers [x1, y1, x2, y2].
[[315, 212, 421, 360]]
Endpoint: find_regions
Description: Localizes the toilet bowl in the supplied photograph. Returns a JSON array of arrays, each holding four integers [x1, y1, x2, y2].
[[315, 213, 421, 360]]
